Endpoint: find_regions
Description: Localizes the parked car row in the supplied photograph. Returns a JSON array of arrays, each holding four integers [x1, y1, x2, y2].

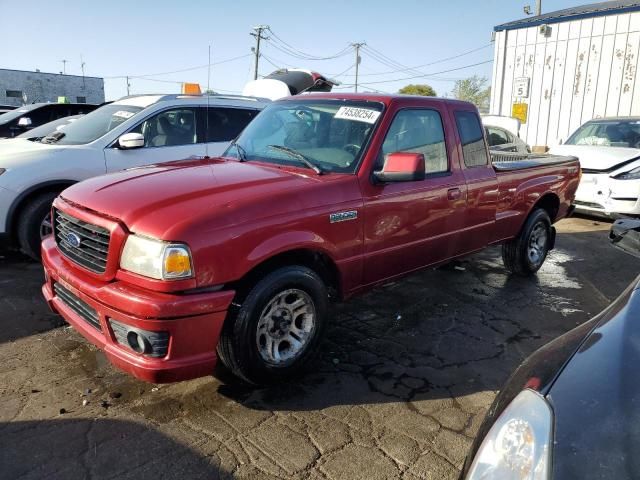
[[0, 94, 267, 258], [0, 102, 99, 138]]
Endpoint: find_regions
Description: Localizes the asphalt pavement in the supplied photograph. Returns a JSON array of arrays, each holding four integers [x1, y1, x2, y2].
[[1, 216, 637, 480]]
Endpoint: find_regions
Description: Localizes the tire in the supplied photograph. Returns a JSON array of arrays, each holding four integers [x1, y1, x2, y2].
[[502, 208, 552, 276], [217, 266, 328, 385], [17, 192, 59, 260]]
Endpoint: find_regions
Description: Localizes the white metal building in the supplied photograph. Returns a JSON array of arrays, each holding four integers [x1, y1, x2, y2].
[[491, 1, 640, 148]]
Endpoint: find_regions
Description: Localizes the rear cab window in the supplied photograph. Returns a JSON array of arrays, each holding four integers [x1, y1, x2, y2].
[[454, 111, 488, 167]]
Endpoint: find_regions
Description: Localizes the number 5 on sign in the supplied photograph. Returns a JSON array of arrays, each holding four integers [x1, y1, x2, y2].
[[512, 103, 528, 124]]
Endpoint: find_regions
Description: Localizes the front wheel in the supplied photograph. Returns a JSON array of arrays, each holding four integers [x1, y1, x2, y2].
[[217, 266, 328, 385], [17, 192, 59, 260], [502, 208, 552, 275]]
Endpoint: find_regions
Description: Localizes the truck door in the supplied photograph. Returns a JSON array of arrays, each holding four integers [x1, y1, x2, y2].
[[360, 106, 468, 285], [104, 106, 206, 172], [452, 109, 499, 252]]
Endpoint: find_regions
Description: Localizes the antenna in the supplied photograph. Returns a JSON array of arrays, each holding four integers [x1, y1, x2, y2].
[[80, 55, 86, 89], [205, 44, 211, 158]]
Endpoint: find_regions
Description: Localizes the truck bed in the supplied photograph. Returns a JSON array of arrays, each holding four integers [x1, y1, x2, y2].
[[491, 152, 579, 171]]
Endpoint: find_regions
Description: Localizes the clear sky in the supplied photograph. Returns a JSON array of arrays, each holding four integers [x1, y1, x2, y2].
[[2, 0, 588, 101]]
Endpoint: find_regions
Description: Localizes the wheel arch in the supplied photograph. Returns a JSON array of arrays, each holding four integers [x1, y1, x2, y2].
[[229, 248, 343, 302], [6, 180, 76, 241], [530, 192, 560, 223]]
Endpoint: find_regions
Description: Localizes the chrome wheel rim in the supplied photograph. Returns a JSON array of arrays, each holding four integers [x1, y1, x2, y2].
[[527, 222, 548, 266], [40, 212, 53, 239], [256, 288, 316, 366]]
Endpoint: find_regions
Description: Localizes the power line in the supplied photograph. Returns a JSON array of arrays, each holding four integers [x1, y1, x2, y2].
[[341, 43, 493, 77], [103, 53, 253, 79], [339, 59, 493, 87], [267, 29, 352, 61]]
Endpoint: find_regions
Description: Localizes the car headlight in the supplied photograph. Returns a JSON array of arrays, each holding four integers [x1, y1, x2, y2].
[[466, 389, 552, 480], [120, 234, 193, 280], [615, 166, 640, 180]]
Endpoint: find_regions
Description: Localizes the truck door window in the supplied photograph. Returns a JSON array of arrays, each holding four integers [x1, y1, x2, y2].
[[130, 108, 198, 147], [379, 109, 448, 174], [455, 111, 488, 167], [206, 108, 259, 142]]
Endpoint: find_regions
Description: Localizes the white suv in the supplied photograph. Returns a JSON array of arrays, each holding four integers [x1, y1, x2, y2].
[[0, 94, 267, 258]]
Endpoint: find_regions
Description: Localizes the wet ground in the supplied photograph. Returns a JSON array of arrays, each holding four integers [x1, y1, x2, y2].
[[1, 216, 638, 480]]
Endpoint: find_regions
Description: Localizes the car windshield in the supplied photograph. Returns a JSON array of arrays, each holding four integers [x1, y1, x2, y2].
[[224, 99, 384, 174], [16, 115, 82, 140], [0, 104, 41, 125], [50, 104, 144, 145], [566, 119, 640, 148]]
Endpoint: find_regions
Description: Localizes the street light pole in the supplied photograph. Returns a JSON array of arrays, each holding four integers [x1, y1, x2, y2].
[[251, 25, 269, 80]]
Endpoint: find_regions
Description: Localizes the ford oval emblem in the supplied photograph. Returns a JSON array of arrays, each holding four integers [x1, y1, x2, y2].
[[66, 232, 81, 248]]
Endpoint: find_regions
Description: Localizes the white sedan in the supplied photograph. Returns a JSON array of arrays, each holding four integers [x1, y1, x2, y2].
[[550, 117, 640, 217]]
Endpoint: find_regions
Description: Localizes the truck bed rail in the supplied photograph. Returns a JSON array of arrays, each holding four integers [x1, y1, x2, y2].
[[491, 151, 578, 171]]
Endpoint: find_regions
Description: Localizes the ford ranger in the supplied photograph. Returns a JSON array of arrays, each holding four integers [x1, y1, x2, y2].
[[41, 94, 580, 385]]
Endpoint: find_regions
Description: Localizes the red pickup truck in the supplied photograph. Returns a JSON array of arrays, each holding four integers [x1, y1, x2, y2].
[[42, 94, 579, 385]]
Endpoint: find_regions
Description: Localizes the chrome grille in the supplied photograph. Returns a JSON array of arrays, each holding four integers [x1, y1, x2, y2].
[[54, 209, 110, 273], [53, 283, 101, 331]]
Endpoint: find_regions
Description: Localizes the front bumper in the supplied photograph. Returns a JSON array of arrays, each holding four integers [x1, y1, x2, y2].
[[41, 236, 235, 383], [575, 173, 640, 216]]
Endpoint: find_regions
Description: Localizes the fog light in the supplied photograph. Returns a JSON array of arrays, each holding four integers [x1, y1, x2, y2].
[[127, 331, 150, 354], [108, 318, 170, 358]]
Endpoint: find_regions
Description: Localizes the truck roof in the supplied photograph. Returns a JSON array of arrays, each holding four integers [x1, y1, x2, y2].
[[276, 92, 476, 109]]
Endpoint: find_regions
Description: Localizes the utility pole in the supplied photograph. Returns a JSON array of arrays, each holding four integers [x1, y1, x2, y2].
[[351, 43, 365, 93], [126, 76, 131, 96], [61, 59, 67, 75], [80, 55, 86, 89], [536, 0, 542, 16], [251, 25, 269, 80]]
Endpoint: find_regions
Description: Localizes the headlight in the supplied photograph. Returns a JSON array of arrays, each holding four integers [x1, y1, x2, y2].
[[120, 234, 193, 280], [615, 166, 640, 180], [466, 389, 552, 480]]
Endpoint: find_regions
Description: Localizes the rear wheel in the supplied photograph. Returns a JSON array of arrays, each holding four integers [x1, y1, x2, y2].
[[217, 266, 328, 385], [502, 208, 552, 275], [17, 192, 59, 260]]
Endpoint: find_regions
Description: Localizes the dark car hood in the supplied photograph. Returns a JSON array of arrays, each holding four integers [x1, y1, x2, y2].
[[548, 276, 640, 479]]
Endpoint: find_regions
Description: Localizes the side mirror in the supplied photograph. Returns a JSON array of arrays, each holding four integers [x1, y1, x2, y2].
[[609, 218, 640, 258], [373, 152, 425, 183], [17, 117, 32, 128], [118, 132, 145, 149]]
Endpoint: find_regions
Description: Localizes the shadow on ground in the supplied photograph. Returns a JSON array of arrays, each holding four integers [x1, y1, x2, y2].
[[0, 419, 231, 480]]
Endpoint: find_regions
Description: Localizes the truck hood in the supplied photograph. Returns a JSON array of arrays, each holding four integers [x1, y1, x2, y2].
[[60, 158, 334, 239], [549, 144, 640, 171], [547, 276, 640, 479]]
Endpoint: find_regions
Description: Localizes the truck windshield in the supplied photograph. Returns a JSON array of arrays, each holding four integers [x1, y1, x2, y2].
[[225, 99, 384, 173], [566, 120, 640, 148], [49, 104, 144, 145]]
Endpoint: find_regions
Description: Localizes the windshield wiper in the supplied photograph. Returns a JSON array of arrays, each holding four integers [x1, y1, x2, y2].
[[41, 131, 65, 144], [267, 145, 323, 175], [229, 140, 248, 162]]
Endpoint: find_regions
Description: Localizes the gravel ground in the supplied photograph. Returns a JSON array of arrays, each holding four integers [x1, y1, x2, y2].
[[1, 216, 637, 480]]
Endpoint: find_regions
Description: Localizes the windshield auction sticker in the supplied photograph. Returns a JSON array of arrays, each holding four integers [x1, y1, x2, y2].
[[334, 106, 381, 124], [113, 110, 136, 119]]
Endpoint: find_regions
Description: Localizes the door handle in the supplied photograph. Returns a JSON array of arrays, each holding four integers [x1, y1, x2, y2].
[[447, 188, 462, 201]]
